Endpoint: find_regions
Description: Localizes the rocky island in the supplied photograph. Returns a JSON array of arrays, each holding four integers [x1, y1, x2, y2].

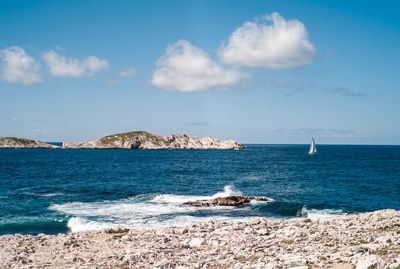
[[0, 131, 243, 150], [62, 131, 243, 150], [1, 210, 399, 269], [0, 137, 54, 148]]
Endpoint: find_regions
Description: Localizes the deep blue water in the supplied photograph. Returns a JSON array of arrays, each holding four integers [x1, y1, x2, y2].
[[0, 145, 399, 235]]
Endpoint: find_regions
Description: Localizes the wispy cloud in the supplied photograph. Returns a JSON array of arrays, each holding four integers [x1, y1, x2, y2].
[[32, 118, 47, 122], [8, 117, 19, 122], [109, 67, 137, 85], [274, 127, 355, 138], [265, 80, 366, 97], [265, 80, 316, 95], [219, 12, 315, 68], [118, 67, 136, 78], [151, 40, 249, 92], [0, 46, 42, 85], [43, 50, 109, 77], [183, 121, 211, 127], [323, 86, 366, 97], [31, 128, 47, 138]]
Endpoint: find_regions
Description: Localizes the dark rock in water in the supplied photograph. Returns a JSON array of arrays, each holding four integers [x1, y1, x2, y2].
[[183, 196, 271, 207]]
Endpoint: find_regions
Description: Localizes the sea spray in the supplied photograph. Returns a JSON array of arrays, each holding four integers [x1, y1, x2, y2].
[[298, 206, 347, 221], [50, 185, 261, 232]]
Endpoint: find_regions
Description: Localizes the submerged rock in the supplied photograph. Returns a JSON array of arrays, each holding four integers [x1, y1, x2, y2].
[[0, 137, 54, 148], [182, 196, 271, 207], [63, 131, 243, 150]]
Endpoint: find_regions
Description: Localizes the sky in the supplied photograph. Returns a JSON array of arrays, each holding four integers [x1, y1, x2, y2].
[[1, 0, 399, 144]]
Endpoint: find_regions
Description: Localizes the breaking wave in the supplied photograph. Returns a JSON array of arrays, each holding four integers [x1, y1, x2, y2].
[[298, 206, 347, 221], [50, 185, 271, 232]]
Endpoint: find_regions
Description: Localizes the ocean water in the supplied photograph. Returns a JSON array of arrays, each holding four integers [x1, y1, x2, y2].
[[0, 145, 399, 235]]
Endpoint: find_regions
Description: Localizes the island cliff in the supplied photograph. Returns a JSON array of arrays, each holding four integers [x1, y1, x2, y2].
[[0, 137, 54, 148], [62, 131, 243, 150]]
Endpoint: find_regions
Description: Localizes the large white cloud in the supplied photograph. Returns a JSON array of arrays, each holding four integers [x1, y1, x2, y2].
[[0, 46, 42, 85], [151, 40, 248, 92], [43, 50, 109, 77], [219, 12, 316, 68]]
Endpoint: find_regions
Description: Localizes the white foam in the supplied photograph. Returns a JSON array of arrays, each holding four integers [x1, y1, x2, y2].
[[50, 198, 195, 218], [151, 194, 208, 204], [23, 192, 66, 197], [50, 185, 271, 232], [250, 199, 272, 206], [299, 207, 346, 221], [211, 185, 242, 198], [67, 214, 254, 232], [151, 184, 245, 204], [67, 217, 115, 232]]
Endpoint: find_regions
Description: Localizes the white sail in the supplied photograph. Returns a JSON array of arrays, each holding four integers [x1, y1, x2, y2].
[[308, 138, 317, 155]]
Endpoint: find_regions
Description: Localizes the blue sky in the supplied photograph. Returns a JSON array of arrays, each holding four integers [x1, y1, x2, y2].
[[1, 0, 399, 144]]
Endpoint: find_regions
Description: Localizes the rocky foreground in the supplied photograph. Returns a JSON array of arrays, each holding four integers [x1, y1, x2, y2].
[[63, 131, 243, 150], [0, 137, 54, 148], [1, 210, 400, 269]]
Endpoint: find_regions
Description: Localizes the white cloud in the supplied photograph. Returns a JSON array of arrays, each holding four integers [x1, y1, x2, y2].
[[118, 67, 136, 78], [219, 12, 316, 68], [151, 40, 248, 92], [43, 50, 109, 77], [0, 46, 42, 85]]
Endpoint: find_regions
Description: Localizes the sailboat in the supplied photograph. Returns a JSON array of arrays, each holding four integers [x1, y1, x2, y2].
[[308, 138, 317, 155]]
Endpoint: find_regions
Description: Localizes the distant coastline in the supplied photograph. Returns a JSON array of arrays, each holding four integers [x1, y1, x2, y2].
[[0, 131, 243, 150]]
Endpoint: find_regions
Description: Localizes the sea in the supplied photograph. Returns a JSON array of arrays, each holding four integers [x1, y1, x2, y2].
[[0, 145, 399, 235]]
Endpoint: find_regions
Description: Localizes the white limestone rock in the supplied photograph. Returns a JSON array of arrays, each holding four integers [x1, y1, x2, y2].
[[188, 237, 205, 248], [1, 210, 399, 269], [63, 131, 243, 150], [0, 137, 55, 148], [356, 255, 383, 269]]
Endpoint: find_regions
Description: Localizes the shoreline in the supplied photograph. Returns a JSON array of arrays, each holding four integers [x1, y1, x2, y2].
[[1, 210, 399, 268]]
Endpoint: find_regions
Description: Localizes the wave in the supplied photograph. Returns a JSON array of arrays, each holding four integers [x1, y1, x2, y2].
[[50, 185, 271, 232], [151, 184, 245, 204], [0, 217, 68, 235], [66, 215, 254, 232], [298, 206, 347, 221], [23, 192, 66, 197]]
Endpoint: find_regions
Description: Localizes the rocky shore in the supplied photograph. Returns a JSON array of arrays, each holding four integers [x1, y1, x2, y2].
[[62, 131, 243, 150], [1, 210, 399, 269]]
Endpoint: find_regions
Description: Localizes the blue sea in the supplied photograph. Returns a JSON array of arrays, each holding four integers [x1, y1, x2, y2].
[[0, 145, 399, 235]]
